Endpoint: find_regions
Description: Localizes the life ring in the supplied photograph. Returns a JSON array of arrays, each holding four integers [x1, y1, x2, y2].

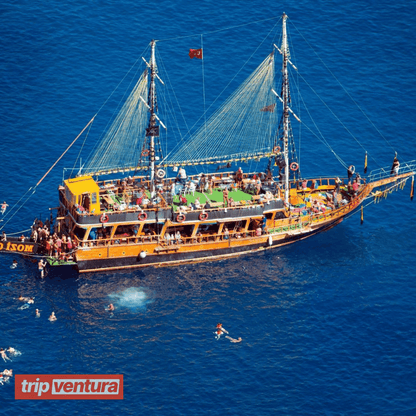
[[273, 145, 281, 153], [290, 162, 299, 171], [100, 213, 109, 223], [138, 212, 148, 221], [348, 165, 355, 174], [141, 149, 150, 157], [199, 212, 209, 221], [176, 213, 186, 223], [156, 169, 166, 179]]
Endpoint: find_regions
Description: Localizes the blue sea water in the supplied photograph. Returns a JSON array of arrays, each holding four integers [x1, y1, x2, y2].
[[0, 0, 416, 414]]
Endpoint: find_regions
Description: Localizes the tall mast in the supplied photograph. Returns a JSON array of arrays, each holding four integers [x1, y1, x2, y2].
[[281, 13, 290, 205], [146, 39, 159, 195]]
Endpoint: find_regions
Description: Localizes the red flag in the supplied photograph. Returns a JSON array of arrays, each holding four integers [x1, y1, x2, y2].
[[189, 48, 203, 59], [260, 103, 276, 112]]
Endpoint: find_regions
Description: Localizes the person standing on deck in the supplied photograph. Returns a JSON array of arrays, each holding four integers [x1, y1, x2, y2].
[[391, 157, 400, 176], [235, 167, 243, 189], [347, 165, 355, 181], [223, 188, 229, 207]]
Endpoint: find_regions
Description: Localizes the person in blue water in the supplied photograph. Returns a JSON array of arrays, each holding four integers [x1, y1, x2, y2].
[[215, 323, 229, 340], [225, 336, 242, 343], [0, 349, 11, 362]]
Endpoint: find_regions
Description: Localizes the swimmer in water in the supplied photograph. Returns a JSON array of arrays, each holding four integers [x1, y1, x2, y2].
[[27, 297, 34, 304], [35, 309, 41, 318], [225, 336, 243, 343], [6, 347, 15, 354], [2, 369, 13, 377], [214, 323, 229, 340], [107, 304, 115, 312], [49, 312, 57, 322], [10, 260, 17, 269], [18, 295, 30, 302], [0, 349, 11, 362]]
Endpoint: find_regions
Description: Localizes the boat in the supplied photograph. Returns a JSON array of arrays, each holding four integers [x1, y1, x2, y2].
[[1, 13, 415, 273]]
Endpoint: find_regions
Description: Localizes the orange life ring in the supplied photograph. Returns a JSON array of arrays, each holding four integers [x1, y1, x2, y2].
[[138, 212, 148, 221], [100, 214, 109, 223], [176, 213, 186, 223], [290, 162, 299, 171], [273, 145, 281, 153], [141, 149, 150, 157], [199, 212, 209, 221]]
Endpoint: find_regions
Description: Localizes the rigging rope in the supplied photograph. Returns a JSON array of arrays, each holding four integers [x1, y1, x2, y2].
[[291, 19, 396, 161]]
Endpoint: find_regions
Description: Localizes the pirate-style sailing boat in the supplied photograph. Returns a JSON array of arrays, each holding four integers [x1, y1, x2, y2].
[[1, 13, 415, 273]]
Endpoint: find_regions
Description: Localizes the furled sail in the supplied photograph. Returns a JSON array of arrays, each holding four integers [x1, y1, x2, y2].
[[83, 70, 149, 176], [163, 52, 279, 167]]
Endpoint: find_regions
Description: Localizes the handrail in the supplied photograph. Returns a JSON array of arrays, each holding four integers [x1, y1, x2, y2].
[[367, 160, 416, 183]]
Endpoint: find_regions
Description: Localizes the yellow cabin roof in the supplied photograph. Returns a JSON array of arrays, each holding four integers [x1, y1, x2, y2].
[[64, 176, 100, 196]]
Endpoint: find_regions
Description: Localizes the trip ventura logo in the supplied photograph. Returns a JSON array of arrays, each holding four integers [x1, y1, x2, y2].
[[15, 374, 123, 400]]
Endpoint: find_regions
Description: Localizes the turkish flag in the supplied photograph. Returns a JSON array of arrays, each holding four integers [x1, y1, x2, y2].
[[189, 48, 203, 59]]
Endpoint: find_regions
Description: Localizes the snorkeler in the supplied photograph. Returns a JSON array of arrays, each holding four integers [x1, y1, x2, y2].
[[27, 297, 34, 304], [0, 349, 11, 362], [107, 304, 115, 312], [48, 312, 57, 321], [225, 336, 243, 343]]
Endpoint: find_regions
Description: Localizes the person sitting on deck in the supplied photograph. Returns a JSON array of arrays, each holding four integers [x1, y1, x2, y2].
[[223, 227, 229, 240], [194, 197, 201, 210]]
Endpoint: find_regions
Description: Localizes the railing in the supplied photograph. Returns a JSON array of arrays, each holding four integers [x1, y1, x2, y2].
[[367, 160, 416, 183]]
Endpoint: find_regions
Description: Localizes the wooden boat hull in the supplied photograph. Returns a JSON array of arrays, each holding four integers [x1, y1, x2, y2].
[[75, 217, 342, 273]]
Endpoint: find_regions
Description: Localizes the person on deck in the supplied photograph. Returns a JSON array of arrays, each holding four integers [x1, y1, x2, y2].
[[223, 188, 229, 207], [352, 180, 359, 196], [335, 177, 342, 193], [235, 167, 243, 189], [391, 157, 400, 176], [347, 165, 355, 181], [194, 198, 201, 210], [177, 167, 187, 185], [256, 178, 262, 195]]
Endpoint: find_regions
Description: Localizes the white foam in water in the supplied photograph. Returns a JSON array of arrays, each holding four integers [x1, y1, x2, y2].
[[108, 287, 153, 311]]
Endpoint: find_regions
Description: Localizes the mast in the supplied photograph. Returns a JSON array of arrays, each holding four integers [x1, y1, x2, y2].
[[146, 39, 159, 195], [281, 13, 290, 205]]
